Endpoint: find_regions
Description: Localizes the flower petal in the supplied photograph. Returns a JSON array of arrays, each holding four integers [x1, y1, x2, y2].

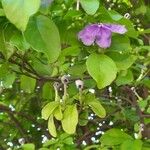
[[96, 27, 112, 48], [78, 24, 99, 46], [104, 24, 127, 34]]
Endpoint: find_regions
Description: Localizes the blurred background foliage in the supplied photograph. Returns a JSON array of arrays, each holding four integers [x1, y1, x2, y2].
[[0, 0, 149, 149]]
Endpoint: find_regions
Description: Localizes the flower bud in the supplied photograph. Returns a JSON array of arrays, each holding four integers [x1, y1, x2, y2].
[[53, 82, 60, 89], [61, 75, 69, 84], [75, 80, 84, 90]]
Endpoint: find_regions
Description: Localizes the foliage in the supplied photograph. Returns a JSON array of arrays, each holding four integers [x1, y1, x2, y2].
[[0, 0, 150, 150]]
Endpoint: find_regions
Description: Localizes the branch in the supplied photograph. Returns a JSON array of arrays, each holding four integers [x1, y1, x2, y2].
[[0, 104, 30, 143]]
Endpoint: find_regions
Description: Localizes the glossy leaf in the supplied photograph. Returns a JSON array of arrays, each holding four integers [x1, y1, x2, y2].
[[86, 53, 117, 89]]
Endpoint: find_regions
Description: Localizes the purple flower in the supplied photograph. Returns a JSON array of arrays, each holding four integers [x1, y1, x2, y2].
[[78, 23, 127, 48]]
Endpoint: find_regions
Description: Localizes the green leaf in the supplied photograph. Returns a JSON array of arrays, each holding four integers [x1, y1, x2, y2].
[[121, 139, 143, 150], [42, 82, 54, 100], [3, 73, 16, 88], [54, 105, 63, 120], [108, 10, 123, 21], [108, 35, 131, 51], [60, 46, 80, 57], [41, 101, 59, 120], [87, 99, 106, 118], [22, 143, 35, 150], [0, 9, 5, 16], [100, 128, 133, 146], [30, 57, 52, 76], [48, 115, 57, 137], [68, 63, 86, 77], [20, 75, 36, 93], [24, 15, 61, 63], [62, 104, 78, 134], [86, 53, 117, 89], [80, 0, 100, 15], [79, 110, 89, 126], [2, 0, 40, 31], [10, 32, 30, 51], [116, 70, 134, 86], [107, 52, 137, 70]]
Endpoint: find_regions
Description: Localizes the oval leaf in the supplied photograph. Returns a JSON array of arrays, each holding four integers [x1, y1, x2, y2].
[[62, 104, 78, 134], [2, 0, 40, 31], [80, 0, 100, 15], [42, 101, 59, 120], [88, 99, 106, 118], [100, 128, 133, 146], [86, 53, 117, 89], [48, 115, 57, 137], [24, 15, 61, 63]]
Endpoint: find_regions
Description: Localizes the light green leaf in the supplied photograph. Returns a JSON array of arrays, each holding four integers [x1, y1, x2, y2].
[[121, 139, 143, 150], [41, 101, 59, 120], [2, 0, 40, 31], [62, 104, 78, 134], [80, 0, 99, 15], [3, 73, 16, 88], [24, 15, 61, 63], [86, 53, 117, 89], [22, 143, 35, 150], [48, 115, 57, 137], [87, 99, 106, 118], [100, 128, 133, 146], [20, 75, 36, 93], [108, 10, 123, 21], [61, 46, 80, 57], [116, 69, 134, 86], [54, 105, 63, 120]]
